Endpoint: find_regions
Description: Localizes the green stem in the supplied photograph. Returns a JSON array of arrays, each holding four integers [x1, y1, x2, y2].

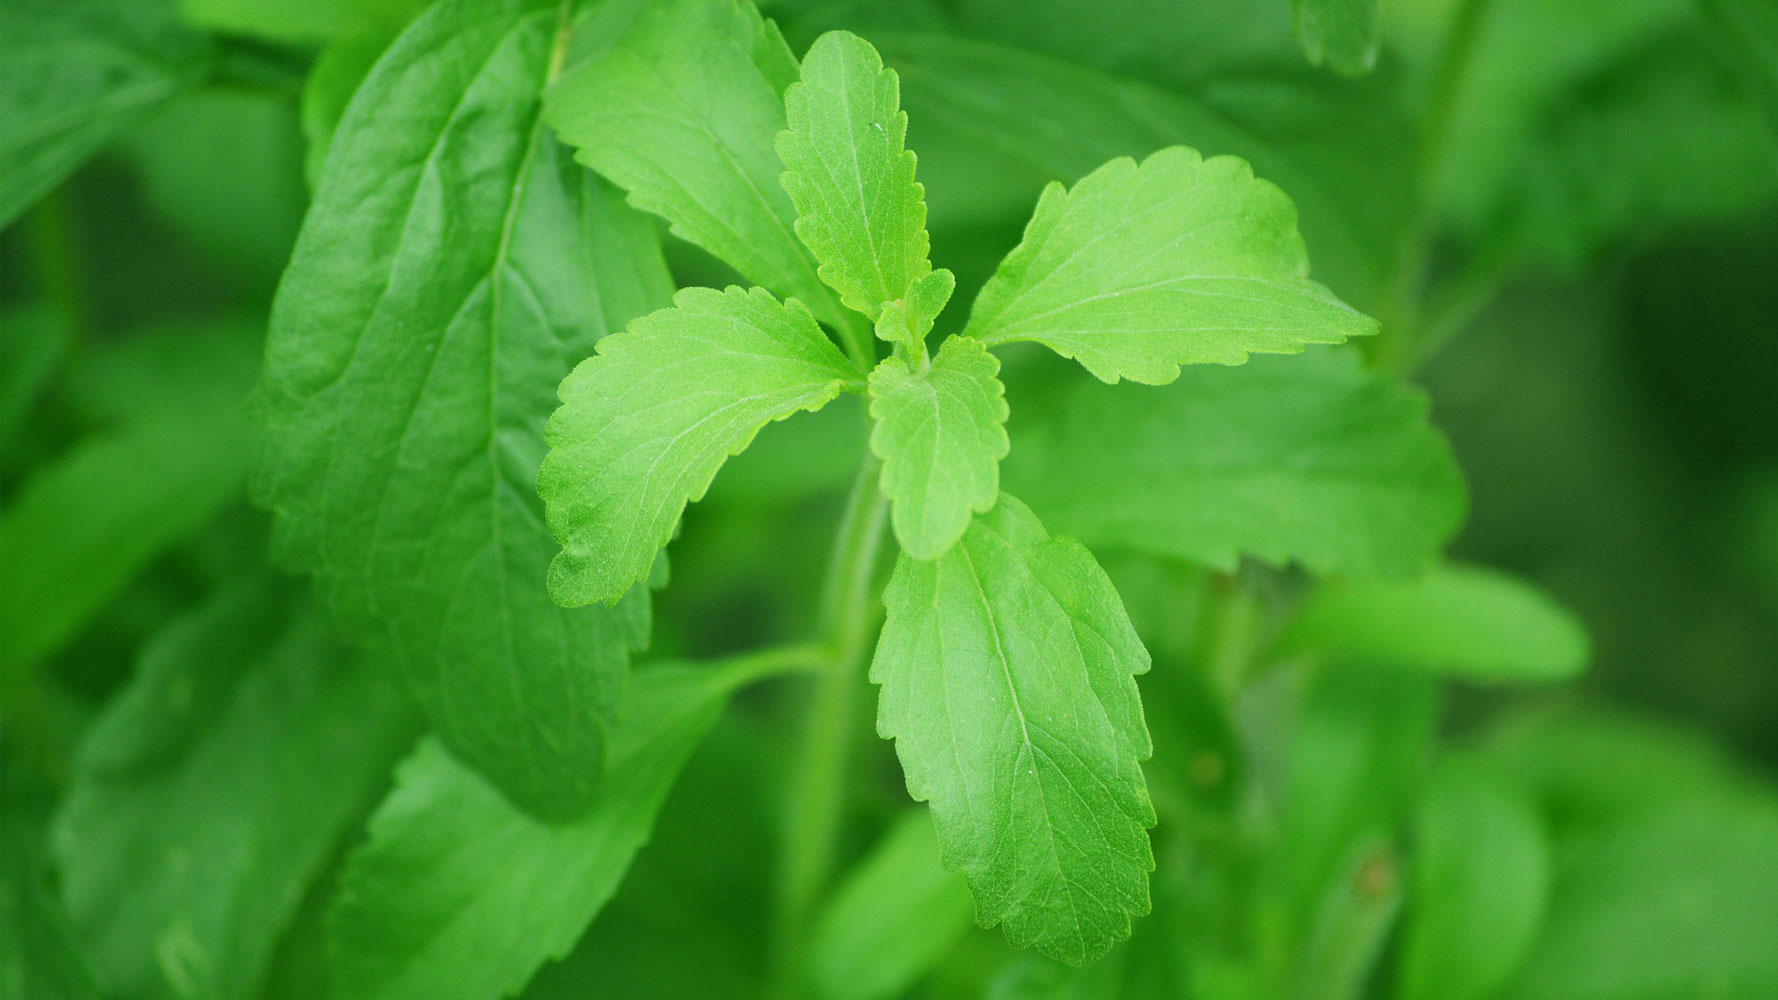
[[709, 643, 830, 690], [834, 310, 877, 374], [774, 452, 889, 992]]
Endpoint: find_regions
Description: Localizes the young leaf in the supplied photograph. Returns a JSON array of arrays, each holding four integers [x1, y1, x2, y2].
[[868, 336, 1009, 559], [1292, 0, 1380, 76], [1004, 348, 1464, 581], [254, 0, 673, 818], [777, 30, 933, 320], [53, 586, 416, 1000], [540, 286, 861, 608], [872, 494, 1155, 965], [544, 0, 845, 327], [0, 0, 210, 227], [806, 813, 975, 1000], [874, 268, 955, 348], [1396, 755, 1551, 1000], [963, 147, 1377, 384], [1276, 564, 1591, 683], [326, 664, 748, 1000]]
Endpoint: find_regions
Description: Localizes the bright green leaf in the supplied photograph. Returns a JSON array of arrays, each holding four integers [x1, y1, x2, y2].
[[0, 0, 210, 227], [874, 268, 955, 348], [327, 664, 749, 1000], [1005, 347, 1465, 581], [807, 812, 975, 1000], [778, 30, 933, 319], [544, 0, 845, 326], [963, 147, 1377, 384], [1293, 0, 1380, 76], [1397, 755, 1551, 1000], [873, 493, 1155, 965], [1277, 565, 1590, 682], [53, 586, 417, 1000], [868, 336, 1009, 559], [540, 285, 861, 608], [254, 0, 673, 818]]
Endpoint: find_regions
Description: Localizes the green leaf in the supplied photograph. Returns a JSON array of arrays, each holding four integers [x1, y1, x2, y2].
[[1501, 795, 1778, 1000], [540, 285, 861, 607], [2, 821, 101, 1000], [1292, 0, 1380, 76], [872, 493, 1155, 965], [300, 29, 396, 189], [544, 0, 845, 326], [1, 325, 256, 685], [53, 586, 417, 1000], [807, 812, 975, 1000], [963, 147, 1376, 384], [327, 663, 748, 1000], [1005, 347, 1465, 581], [1703, 0, 1778, 143], [777, 30, 933, 320], [0, 306, 68, 447], [1397, 755, 1550, 1000], [868, 336, 1009, 559], [874, 268, 955, 348], [254, 0, 674, 818], [0, 0, 210, 227], [178, 0, 419, 43], [1278, 565, 1590, 682]]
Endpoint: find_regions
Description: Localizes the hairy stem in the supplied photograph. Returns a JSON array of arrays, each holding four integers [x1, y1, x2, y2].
[[774, 451, 889, 990]]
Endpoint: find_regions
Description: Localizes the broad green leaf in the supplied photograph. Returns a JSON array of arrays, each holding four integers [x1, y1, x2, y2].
[[1397, 756, 1550, 1000], [879, 33, 1415, 309], [1703, 0, 1778, 142], [540, 285, 861, 607], [807, 812, 975, 1000], [868, 336, 1009, 559], [1005, 348, 1465, 581], [1501, 795, 1778, 1000], [53, 586, 417, 1000], [778, 30, 933, 319], [544, 0, 846, 326], [327, 664, 750, 1000], [300, 30, 396, 189], [0, 325, 256, 684], [0, 0, 210, 227], [874, 268, 955, 348], [872, 493, 1155, 965], [178, 0, 419, 43], [1293, 0, 1380, 76], [963, 147, 1377, 384], [1276, 565, 1590, 682], [255, 0, 674, 817], [0, 306, 68, 447]]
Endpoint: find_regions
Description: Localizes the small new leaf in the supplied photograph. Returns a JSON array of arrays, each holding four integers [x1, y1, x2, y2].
[[1294, 0, 1381, 77], [872, 494, 1155, 965], [874, 268, 955, 348], [964, 146, 1377, 384], [778, 30, 934, 320], [868, 337, 1009, 559], [541, 286, 861, 608]]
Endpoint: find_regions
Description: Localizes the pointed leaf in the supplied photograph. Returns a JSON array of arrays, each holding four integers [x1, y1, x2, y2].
[[254, 0, 673, 817], [544, 0, 844, 326], [872, 494, 1155, 965], [540, 286, 861, 607], [327, 664, 747, 1000], [868, 336, 1009, 559], [1005, 347, 1464, 581], [963, 146, 1376, 384], [777, 30, 933, 320]]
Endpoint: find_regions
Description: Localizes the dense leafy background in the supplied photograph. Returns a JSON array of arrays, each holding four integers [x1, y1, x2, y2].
[[3, 0, 1776, 997]]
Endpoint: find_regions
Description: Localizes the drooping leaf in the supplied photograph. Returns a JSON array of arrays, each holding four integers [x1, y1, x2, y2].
[[868, 336, 1008, 559], [539, 285, 861, 608], [254, 0, 673, 817], [544, 0, 846, 326], [872, 493, 1155, 965], [778, 30, 933, 319], [962, 147, 1376, 384], [327, 664, 751, 1000], [806, 812, 975, 1000], [178, 0, 419, 43], [0, 0, 211, 227], [53, 586, 417, 1000], [0, 323, 257, 685], [1397, 755, 1551, 1000], [1292, 0, 1380, 76], [1277, 565, 1590, 682], [1005, 347, 1465, 581]]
